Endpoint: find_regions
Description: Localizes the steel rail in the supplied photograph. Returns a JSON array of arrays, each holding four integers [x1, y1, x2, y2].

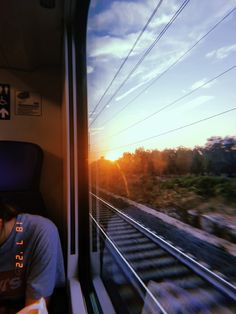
[[91, 192, 236, 302], [90, 213, 168, 314]]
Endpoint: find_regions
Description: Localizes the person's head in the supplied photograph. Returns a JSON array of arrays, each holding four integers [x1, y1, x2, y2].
[[0, 197, 18, 245], [0, 196, 18, 234]]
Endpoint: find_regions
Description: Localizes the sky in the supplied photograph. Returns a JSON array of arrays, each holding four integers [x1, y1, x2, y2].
[[86, 0, 236, 161]]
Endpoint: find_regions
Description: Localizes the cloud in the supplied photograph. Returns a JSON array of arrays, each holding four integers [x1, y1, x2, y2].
[[148, 13, 175, 29], [180, 95, 215, 112], [191, 79, 208, 90], [115, 80, 148, 101], [88, 26, 162, 60], [88, 0, 182, 36], [89, 0, 157, 36], [206, 44, 236, 60], [87, 66, 94, 74], [190, 78, 216, 90], [87, 32, 196, 107], [88, 34, 137, 59], [127, 42, 192, 88], [87, 0, 235, 117], [113, 44, 190, 102]]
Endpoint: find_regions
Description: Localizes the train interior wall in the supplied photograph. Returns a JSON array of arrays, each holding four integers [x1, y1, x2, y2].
[[0, 67, 65, 230], [0, 0, 67, 236]]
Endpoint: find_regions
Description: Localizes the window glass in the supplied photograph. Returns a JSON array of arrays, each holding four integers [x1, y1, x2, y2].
[[87, 1, 236, 312]]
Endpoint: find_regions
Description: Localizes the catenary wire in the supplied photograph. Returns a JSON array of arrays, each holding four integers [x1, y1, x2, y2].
[[92, 106, 236, 154], [98, 6, 236, 127], [89, 0, 190, 127], [105, 65, 236, 138], [89, 0, 163, 118], [89, 0, 189, 126]]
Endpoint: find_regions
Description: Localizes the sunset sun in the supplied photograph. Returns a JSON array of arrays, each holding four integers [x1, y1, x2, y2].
[[105, 151, 122, 161]]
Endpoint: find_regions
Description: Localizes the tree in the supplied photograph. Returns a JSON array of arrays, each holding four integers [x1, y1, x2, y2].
[[204, 136, 236, 176], [175, 146, 193, 175], [162, 149, 177, 175], [151, 150, 167, 176], [191, 147, 205, 175]]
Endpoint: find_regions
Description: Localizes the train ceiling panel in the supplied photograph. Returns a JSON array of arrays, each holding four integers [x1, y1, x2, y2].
[[0, 0, 63, 71]]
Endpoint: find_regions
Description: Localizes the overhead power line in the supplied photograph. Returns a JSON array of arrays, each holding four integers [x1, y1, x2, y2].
[[106, 65, 236, 138], [89, 0, 163, 118], [93, 106, 236, 154], [89, 0, 191, 127], [99, 6, 236, 127]]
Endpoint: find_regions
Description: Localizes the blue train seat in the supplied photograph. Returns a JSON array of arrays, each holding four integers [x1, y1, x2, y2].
[[0, 140, 46, 215], [0, 140, 67, 313]]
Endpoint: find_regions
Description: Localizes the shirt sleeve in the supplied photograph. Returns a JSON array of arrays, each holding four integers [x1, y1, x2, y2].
[[25, 220, 65, 300]]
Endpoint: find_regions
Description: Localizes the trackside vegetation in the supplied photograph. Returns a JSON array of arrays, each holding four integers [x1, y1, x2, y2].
[[90, 136, 236, 241]]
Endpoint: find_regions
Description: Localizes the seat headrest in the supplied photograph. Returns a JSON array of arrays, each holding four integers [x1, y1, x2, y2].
[[0, 141, 43, 191]]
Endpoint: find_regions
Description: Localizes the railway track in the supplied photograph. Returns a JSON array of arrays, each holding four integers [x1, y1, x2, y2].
[[90, 193, 236, 313]]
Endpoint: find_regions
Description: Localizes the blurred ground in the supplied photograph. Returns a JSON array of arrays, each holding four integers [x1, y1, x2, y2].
[[98, 189, 236, 284]]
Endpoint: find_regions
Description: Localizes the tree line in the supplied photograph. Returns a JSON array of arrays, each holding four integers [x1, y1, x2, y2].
[[91, 136, 236, 179]]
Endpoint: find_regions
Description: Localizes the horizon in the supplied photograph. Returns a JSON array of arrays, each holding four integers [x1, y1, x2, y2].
[[89, 134, 236, 162]]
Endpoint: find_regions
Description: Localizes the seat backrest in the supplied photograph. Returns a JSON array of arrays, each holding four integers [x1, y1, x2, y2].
[[0, 140, 46, 215], [0, 141, 43, 191]]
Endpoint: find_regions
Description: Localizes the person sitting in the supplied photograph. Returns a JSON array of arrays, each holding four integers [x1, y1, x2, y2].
[[0, 197, 65, 313]]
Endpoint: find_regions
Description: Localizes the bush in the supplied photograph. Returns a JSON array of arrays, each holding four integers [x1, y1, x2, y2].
[[214, 181, 236, 200], [162, 176, 236, 199]]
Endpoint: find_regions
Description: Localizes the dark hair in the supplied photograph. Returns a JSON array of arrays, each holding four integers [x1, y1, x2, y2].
[[0, 196, 18, 221]]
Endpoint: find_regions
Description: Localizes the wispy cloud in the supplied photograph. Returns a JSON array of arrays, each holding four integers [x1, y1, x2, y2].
[[206, 44, 236, 60], [114, 45, 191, 102], [149, 13, 175, 29], [190, 78, 216, 90], [88, 34, 138, 59], [179, 95, 215, 112], [115, 80, 148, 101]]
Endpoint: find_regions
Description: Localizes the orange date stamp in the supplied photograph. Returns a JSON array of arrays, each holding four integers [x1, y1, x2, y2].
[[15, 221, 24, 273]]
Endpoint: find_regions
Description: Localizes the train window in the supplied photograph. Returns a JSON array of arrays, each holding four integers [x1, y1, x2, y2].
[[87, 0, 236, 313]]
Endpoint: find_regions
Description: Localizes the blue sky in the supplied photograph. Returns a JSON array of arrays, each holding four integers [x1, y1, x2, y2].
[[87, 0, 236, 160]]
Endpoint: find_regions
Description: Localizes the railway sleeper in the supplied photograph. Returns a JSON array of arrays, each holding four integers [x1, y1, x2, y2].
[[140, 264, 190, 282]]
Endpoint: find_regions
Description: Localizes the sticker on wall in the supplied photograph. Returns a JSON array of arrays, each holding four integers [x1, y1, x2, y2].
[[15, 91, 42, 116], [0, 83, 10, 120]]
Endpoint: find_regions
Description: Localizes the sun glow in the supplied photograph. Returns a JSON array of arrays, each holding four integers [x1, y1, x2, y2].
[[105, 151, 122, 161]]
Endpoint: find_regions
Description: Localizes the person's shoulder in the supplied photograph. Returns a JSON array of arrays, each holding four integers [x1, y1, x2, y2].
[[19, 213, 58, 235]]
